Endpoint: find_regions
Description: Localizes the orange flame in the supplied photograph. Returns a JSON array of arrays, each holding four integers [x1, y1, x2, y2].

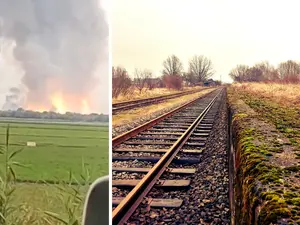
[[51, 93, 66, 114], [81, 99, 89, 114], [26, 104, 49, 112], [50, 93, 90, 114], [26, 93, 91, 114]]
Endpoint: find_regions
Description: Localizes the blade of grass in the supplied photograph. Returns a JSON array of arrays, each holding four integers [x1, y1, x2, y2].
[[0, 212, 6, 222], [10, 161, 28, 168], [5, 125, 9, 147], [0, 146, 4, 154], [8, 166, 16, 181], [8, 148, 24, 160], [44, 211, 68, 225]]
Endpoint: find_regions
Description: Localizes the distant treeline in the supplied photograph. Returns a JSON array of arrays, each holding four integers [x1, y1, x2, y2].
[[113, 54, 220, 97], [229, 60, 300, 83], [0, 108, 109, 122]]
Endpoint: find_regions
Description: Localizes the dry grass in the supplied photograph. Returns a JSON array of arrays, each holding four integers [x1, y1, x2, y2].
[[233, 82, 300, 107], [10, 184, 87, 225], [113, 88, 215, 127], [112, 86, 203, 103]]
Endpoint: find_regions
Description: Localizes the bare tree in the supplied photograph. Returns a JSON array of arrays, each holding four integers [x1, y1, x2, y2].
[[144, 72, 156, 90], [245, 67, 263, 82], [188, 55, 214, 83], [254, 61, 279, 81], [162, 55, 183, 90], [162, 55, 183, 76], [134, 69, 152, 93], [112, 66, 132, 98], [153, 77, 165, 88], [183, 72, 197, 86], [229, 60, 300, 83], [278, 60, 300, 79], [229, 65, 249, 82], [229, 65, 263, 82]]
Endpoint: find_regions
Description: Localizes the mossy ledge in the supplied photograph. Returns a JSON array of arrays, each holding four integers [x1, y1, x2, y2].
[[228, 90, 300, 225]]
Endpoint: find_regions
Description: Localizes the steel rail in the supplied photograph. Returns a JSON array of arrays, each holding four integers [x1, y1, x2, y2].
[[113, 88, 207, 107], [112, 88, 218, 147], [112, 88, 212, 113], [112, 88, 223, 225]]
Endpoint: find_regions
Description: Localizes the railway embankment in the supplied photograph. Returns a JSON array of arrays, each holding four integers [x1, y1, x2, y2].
[[227, 87, 300, 225]]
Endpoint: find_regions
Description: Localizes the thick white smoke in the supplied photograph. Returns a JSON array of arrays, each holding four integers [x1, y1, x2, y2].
[[0, 0, 108, 113]]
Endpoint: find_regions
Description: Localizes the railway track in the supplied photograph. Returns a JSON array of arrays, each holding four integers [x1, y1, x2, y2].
[[112, 88, 211, 114], [112, 88, 225, 225]]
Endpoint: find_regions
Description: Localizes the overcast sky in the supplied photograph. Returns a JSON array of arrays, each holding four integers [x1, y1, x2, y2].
[[112, 0, 300, 83]]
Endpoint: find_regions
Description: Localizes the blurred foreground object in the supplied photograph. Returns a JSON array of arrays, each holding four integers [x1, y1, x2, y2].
[[82, 176, 109, 225]]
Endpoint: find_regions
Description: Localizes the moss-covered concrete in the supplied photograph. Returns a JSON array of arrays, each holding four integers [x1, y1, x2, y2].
[[228, 87, 300, 225]]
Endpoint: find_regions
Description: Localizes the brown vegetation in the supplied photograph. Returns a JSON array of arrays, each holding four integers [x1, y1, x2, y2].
[[113, 54, 217, 96], [133, 69, 152, 93], [113, 88, 215, 129], [112, 86, 203, 103], [229, 60, 300, 83], [162, 74, 183, 90], [112, 66, 132, 98], [232, 83, 300, 107]]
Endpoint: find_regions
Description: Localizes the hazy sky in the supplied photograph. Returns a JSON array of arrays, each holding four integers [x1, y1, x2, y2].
[[112, 0, 300, 83]]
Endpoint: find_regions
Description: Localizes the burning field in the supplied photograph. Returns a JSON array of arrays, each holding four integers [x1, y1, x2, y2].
[[27, 92, 91, 114], [0, 0, 109, 114], [3, 86, 93, 114]]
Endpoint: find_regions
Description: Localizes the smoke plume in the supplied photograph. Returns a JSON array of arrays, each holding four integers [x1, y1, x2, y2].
[[2, 87, 23, 110], [0, 0, 108, 112]]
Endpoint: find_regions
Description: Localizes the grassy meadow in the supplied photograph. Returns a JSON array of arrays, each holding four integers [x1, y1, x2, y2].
[[232, 82, 300, 107], [0, 120, 108, 224], [231, 83, 300, 153]]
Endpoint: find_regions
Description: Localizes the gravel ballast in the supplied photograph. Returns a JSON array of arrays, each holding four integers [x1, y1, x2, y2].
[[125, 92, 230, 225]]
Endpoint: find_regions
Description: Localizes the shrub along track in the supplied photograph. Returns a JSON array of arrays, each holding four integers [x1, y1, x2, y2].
[[112, 88, 230, 224], [112, 88, 211, 114]]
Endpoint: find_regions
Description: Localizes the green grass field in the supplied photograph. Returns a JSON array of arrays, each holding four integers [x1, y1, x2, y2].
[[0, 121, 108, 182], [0, 120, 108, 224]]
